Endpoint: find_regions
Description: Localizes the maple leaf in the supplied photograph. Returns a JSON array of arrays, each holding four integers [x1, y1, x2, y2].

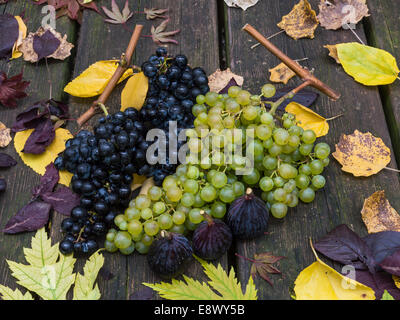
[[102, 0, 133, 24], [150, 18, 180, 45], [0, 71, 29, 108], [236, 252, 285, 286], [144, 8, 168, 20]]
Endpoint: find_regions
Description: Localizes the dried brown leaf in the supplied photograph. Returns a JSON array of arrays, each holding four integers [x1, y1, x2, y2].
[[151, 18, 180, 45], [102, 0, 133, 24], [277, 0, 319, 40], [324, 44, 341, 64], [0, 122, 12, 148], [317, 0, 369, 30], [224, 0, 259, 11], [144, 8, 168, 20], [208, 68, 244, 93]]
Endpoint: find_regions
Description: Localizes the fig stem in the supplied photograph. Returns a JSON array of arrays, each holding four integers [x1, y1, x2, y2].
[[246, 188, 253, 195], [200, 210, 214, 225], [160, 230, 171, 239]]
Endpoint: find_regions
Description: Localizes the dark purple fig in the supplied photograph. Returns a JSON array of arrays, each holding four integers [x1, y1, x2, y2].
[[192, 211, 232, 260], [147, 231, 193, 278], [226, 188, 269, 240], [0, 179, 6, 192]]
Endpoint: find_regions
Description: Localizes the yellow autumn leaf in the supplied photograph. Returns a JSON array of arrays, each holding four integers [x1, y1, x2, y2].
[[64, 60, 133, 97], [393, 275, 400, 289], [14, 128, 73, 186], [361, 190, 400, 233], [336, 42, 400, 85], [269, 62, 296, 84], [332, 130, 391, 177], [285, 102, 329, 137], [131, 174, 148, 192], [294, 240, 375, 300], [120, 72, 148, 111], [11, 16, 27, 60]]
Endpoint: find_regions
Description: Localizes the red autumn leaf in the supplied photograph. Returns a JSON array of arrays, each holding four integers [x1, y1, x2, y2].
[[150, 18, 180, 45], [0, 71, 30, 108]]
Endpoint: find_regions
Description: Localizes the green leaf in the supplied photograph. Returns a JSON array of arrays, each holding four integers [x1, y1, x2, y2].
[[0, 285, 34, 300], [73, 250, 104, 300], [381, 290, 395, 300], [143, 256, 258, 300], [337, 42, 400, 86]]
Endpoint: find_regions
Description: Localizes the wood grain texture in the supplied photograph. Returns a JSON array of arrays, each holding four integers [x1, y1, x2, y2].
[[363, 0, 400, 165], [225, 0, 400, 299], [0, 1, 76, 291]]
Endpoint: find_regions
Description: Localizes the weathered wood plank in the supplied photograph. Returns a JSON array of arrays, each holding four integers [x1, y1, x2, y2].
[[363, 0, 400, 165], [225, 0, 400, 299], [0, 2, 76, 291]]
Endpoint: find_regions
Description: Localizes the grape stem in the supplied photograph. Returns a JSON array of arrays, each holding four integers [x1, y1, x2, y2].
[[77, 25, 143, 127], [243, 24, 341, 101]]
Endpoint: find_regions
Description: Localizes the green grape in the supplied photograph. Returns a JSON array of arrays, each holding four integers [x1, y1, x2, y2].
[[260, 112, 274, 126], [205, 92, 219, 106], [200, 157, 212, 169], [243, 106, 258, 121], [200, 184, 217, 202], [271, 203, 288, 218], [263, 155, 278, 170], [196, 94, 206, 105], [219, 186, 236, 203], [211, 201, 227, 218], [261, 191, 269, 202], [231, 154, 246, 169], [283, 179, 296, 193], [141, 208, 153, 220], [247, 139, 264, 156], [243, 168, 261, 185], [172, 211, 186, 225], [148, 186, 163, 201], [212, 151, 225, 166], [223, 116, 235, 128], [250, 95, 261, 105], [193, 192, 206, 208], [315, 143, 331, 159], [312, 175, 326, 189], [127, 220, 143, 236], [188, 138, 203, 153], [158, 213, 173, 230], [135, 195, 151, 210], [114, 214, 126, 227], [299, 164, 312, 176], [299, 143, 314, 156], [322, 158, 330, 167], [299, 188, 315, 203], [278, 163, 298, 179], [185, 219, 198, 231], [261, 83, 276, 98], [181, 192, 195, 207], [232, 181, 245, 196], [144, 220, 159, 236], [302, 130, 317, 144], [153, 201, 166, 215], [225, 98, 241, 113], [266, 191, 275, 204], [273, 188, 287, 202], [211, 172, 228, 189], [119, 221, 128, 231], [295, 174, 310, 189], [131, 232, 143, 242], [273, 128, 290, 145], [263, 138, 274, 149], [310, 159, 324, 175], [114, 231, 132, 249], [227, 173, 238, 184], [186, 128, 198, 138], [169, 224, 186, 234], [291, 149, 302, 162], [197, 112, 208, 124], [288, 135, 301, 147], [119, 243, 135, 255], [104, 240, 118, 253], [273, 176, 286, 188], [283, 119, 294, 129], [124, 207, 141, 221], [183, 179, 199, 194], [162, 176, 177, 189], [269, 143, 282, 157], [141, 234, 153, 246], [236, 90, 251, 105], [106, 230, 116, 242], [287, 194, 299, 208], [228, 86, 241, 98], [281, 144, 296, 155], [279, 153, 292, 163], [189, 208, 204, 224], [259, 176, 274, 192], [186, 165, 200, 179], [135, 242, 150, 254], [166, 186, 182, 202], [288, 125, 303, 136]]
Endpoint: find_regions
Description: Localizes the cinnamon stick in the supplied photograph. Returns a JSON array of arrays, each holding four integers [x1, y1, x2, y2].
[[242, 24, 340, 101], [77, 24, 144, 127]]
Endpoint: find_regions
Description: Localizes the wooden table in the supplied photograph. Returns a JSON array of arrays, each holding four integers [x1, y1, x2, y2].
[[0, 0, 399, 300]]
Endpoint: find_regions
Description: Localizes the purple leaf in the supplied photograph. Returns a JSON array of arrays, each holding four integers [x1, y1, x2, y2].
[[380, 249, 400, 277], [47, 99, 69, 120], [0, 14, 19, 60], [32, 163, 59, 198], [22, 118, 55, 154], [3, 200, 51, 234], [129, 287, 154, 300], [41, 186, 80, 216], [0, 153, 17, 168], [314, 224, 376, 272], [12, 104, 49, 132], [218, 78, 239, 94], [364, 231, 400, 265], [352, 270, 400, 300], [263, 87, 319, 110], [33, 30, 61, 61]]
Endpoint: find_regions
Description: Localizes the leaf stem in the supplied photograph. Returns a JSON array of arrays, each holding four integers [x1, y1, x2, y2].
[[384, 166, 400, 173], [235, 252, 257, 264]]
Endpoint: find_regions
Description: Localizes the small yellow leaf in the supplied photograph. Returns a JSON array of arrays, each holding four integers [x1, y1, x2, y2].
[[120, 72, 148, 111], [131, 174, 148, 192], [332, 130, 391, 177], [361, 190, 400, 233], [294, 241, 375, 300], [336, 42, 400, 85], [0, 121, 12, 148], [0, 285, 34, 300], [277, 0, 319, 40], [269, 63, 296, 84], [11, 16, 27, 60], [14, 128, 73, 186], [285, 102, 329, 137], [64, 60, 133, 97], [393, 275, 400, 289]]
